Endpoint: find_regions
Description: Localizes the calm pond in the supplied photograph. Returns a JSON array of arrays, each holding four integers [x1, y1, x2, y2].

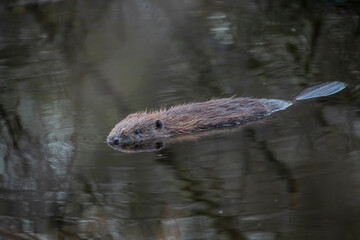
[[0, 1, 360, 239]]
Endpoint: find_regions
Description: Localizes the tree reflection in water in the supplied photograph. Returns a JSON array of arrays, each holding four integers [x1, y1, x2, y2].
[[0, 0, 359, 239]]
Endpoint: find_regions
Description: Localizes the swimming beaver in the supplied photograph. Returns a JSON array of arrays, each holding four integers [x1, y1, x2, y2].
[[107, 81, 346, 146]]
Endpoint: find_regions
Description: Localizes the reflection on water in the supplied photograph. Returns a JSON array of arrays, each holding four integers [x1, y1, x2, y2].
[[0, 0, 360, 239]]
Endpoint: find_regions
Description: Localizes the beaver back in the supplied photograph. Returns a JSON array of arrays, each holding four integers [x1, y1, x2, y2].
[[161, 98, 291, 135]]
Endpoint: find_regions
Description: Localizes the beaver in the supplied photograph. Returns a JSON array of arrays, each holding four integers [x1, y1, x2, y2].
[[107, 81, 346, 146]]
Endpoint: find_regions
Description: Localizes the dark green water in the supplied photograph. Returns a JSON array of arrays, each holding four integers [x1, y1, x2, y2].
[[0, 0, 360, 239]]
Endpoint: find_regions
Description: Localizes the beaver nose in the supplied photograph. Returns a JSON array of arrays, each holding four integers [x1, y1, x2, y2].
[[113, 137, 120, 145], [107, 136, 120, 145]]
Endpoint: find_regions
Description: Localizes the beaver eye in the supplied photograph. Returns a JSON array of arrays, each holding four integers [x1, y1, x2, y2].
[[134, 129, 140, 135]]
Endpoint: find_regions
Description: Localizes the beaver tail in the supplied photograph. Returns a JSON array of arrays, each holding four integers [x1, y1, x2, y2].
[[294, 81, 346, 101]]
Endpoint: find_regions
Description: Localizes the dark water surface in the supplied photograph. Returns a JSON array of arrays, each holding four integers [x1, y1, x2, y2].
[[1, 0, 360, 239]]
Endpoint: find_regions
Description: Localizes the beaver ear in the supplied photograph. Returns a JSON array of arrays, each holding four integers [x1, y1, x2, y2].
[[155, 119, 164, 130]]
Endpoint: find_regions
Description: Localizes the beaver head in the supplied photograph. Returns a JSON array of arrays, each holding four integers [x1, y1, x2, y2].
[[106, 112, 165, 145]]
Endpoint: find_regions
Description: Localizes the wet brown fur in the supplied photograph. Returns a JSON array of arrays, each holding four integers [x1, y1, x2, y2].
[[107, 97, 291, 143]]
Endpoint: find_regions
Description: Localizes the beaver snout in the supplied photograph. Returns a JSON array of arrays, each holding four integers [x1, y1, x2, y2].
[[107, 134, 134, 145], [107, 136, 131, 145]]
